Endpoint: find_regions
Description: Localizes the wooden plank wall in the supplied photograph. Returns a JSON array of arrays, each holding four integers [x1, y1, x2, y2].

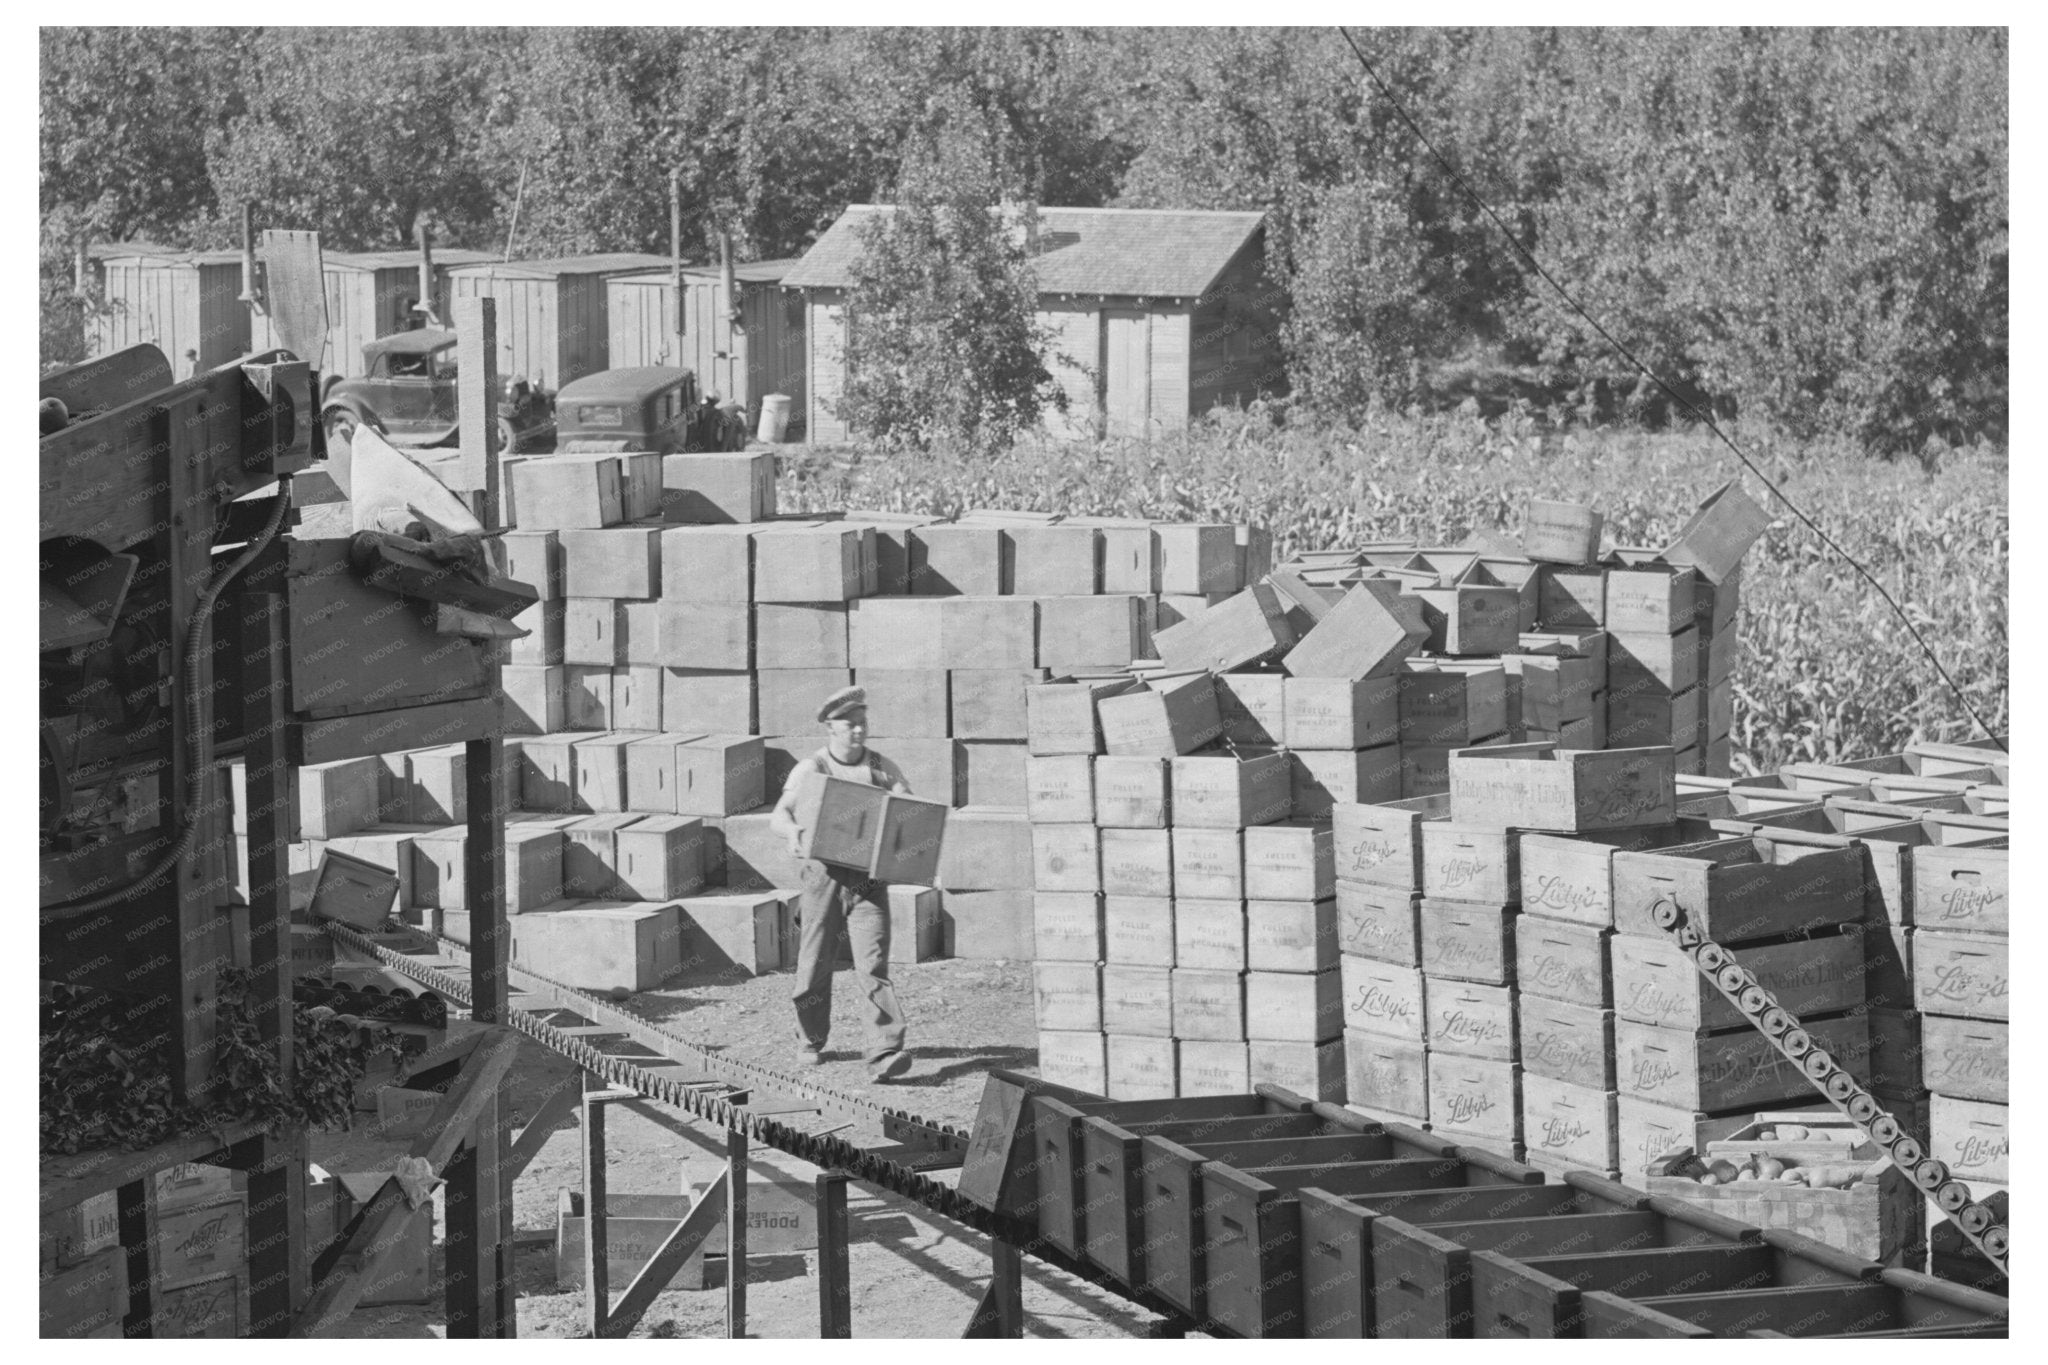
[[1037, 304, 1101, 440], [1102, 308, 1149, 440], [1190, 242, 1287, 417], [557, 272, 606, 388], [607, 276, 674, 371], [451, 273, 596, 393], [682, 276, 740, 407], [806, 290, 851, 444], [741, 281, 807, 424], [1147, 309, 1191, 436], [197, 261, 252, 372]]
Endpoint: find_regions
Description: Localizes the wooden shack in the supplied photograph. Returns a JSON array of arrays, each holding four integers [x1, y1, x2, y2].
[[249, 248, 496, 377], [780, 206, 1282, 443], [605, 259, 807, 430], [444, 252, 672, 393], [88, 246, 252, 379]]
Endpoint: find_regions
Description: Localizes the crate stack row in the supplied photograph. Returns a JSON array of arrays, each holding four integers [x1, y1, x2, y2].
[[1725, 747, 2011, 1212], [1027, 669, 1347, 1100], [1671, 741, 2009, 1213], [232, 737, 829, 995], [39, 1162, 256, 1339], [1322, 732, 2008, 1203], [502, 450, 1268, 802]]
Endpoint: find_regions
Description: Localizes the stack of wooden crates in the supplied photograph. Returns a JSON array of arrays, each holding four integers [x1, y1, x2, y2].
[[34, 1164, 255, 1339], [1028, 671, 1348, 1099]]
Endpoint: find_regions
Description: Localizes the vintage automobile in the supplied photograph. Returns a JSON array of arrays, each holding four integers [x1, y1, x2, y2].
[[554, 366, 747, 454], [319, 329, 554, 454]]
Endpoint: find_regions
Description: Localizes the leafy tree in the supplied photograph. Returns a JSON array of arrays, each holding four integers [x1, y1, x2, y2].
[[206, 27, 510, 251], [838, 111, 1065, 452], [39, 26, 252, 243]]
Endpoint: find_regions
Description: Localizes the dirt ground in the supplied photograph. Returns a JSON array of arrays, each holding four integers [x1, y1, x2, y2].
[[320, 957, 1169, 1339]]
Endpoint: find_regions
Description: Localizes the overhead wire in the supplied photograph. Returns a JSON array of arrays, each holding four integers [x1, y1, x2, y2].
[[1334, 26, 2005, 751]]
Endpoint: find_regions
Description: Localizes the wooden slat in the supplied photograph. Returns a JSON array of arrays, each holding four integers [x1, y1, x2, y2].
[[1631, 1282, 1894, 1336], [40, 1118, 270, 1215], [290, 694, 502, 765]]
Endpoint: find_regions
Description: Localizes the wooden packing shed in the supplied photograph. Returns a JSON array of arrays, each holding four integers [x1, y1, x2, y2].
[[445, 252, 673, 395], [88, 245, 252, 380], [780, 206, 1284, 443], [249, 248, 497, 378], [605, 259, 808, 431]]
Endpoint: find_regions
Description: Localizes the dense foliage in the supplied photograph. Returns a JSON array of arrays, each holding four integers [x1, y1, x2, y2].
[[41, 971, 410, 1154], [41, 26, 2006, 449], [779, 413, 2008, 771]]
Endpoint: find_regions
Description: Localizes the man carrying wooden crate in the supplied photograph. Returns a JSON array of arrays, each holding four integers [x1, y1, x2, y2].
[[770, 686, 917, 1081]]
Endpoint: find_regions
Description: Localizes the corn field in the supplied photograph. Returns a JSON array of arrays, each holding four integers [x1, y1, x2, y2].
[[785, 412, 2008, 774]]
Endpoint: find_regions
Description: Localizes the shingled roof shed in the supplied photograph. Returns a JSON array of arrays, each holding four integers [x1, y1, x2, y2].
[[782, 205, 1285, 442]]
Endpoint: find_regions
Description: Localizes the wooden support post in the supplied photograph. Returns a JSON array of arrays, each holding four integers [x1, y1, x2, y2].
[[161, 390, 218, 1103], [244, 590, 294, 1081], [453, 294, 502, 522], [445, 1113, 482, 1336], [244, 1132, 296, 1336], [816, 1173, 851, 1338], [727, 1127, 749, 1339], [118, 1177, 151, 1338], [493, 1067, 520, 1339], [962, 1239, 1026, 1337], [447, 1077, 511, 1339], [465, 734, 509, 1022], [582, 1079, 611, 1339], [455, 294, 510, 1025]]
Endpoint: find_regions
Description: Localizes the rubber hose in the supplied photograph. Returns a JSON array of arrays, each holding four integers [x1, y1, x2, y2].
[[48, 475, 294, 917]]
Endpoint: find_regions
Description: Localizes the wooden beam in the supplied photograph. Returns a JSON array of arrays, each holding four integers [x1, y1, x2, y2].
[[962, 1240, 1025, 1337], [465, 733, 509, 1022], [39, 1117, 268, 1215], [118, 1178, 151, 1338], [506, 1071, 585, 1182], [488, 1067, 519, 1337], [816, 1173, 851, 1339], [243, 592, 294, 1084], [453, 295, 501, 527], [727, 1127, 749, 1338], [290, 1028, 521, 1336], [582, 1079, 611, 1339], [244, 1132, 298, 1336], [164, 390, 219, 1106], [603, 1169, 731, 1338], [289, 694, 502, 765]]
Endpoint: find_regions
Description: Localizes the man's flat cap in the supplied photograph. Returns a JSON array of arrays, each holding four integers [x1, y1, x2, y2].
[[818, 685, 868, 724]]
